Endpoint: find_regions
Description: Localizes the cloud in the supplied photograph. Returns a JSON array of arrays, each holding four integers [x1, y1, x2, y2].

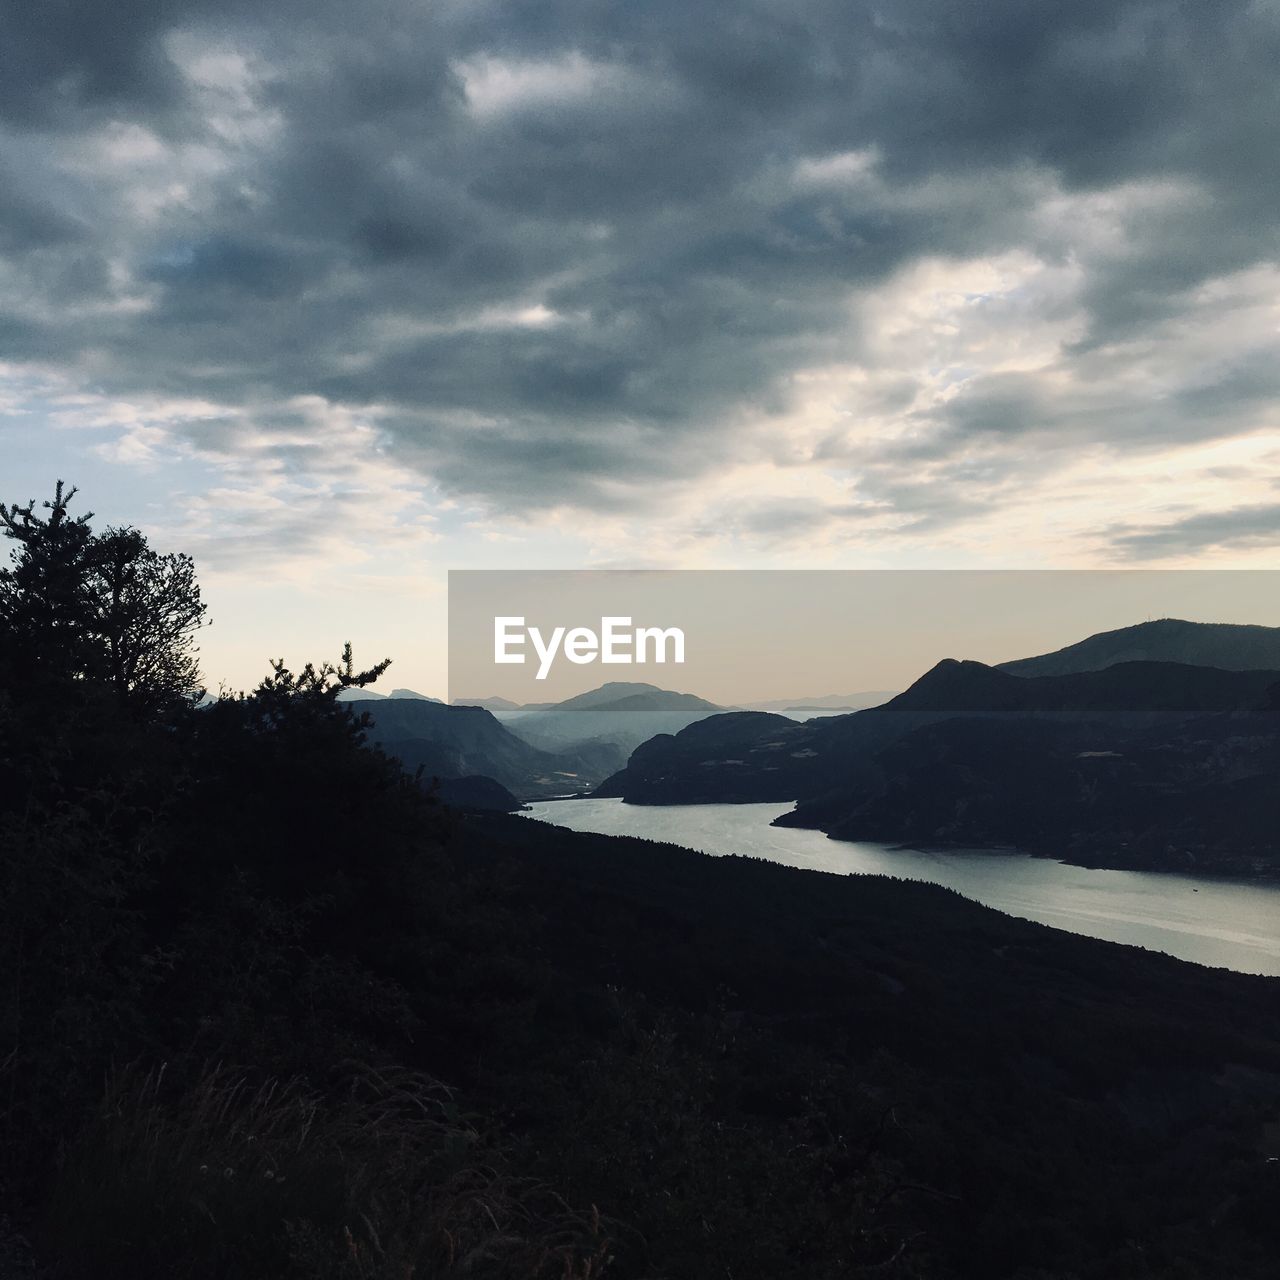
[[1106, 502, 1280, 560], [1, 0, 1279, 560]]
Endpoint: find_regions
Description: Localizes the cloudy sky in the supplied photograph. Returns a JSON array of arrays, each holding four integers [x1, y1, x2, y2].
[[2, 0, 1278, 693]]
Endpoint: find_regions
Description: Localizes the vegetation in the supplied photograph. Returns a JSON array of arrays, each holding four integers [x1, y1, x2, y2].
[[2, 484, 1279, 1278], [1, 481, 208, 714]]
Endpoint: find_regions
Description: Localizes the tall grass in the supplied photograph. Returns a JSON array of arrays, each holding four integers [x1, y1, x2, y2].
[[46, 1061, 614, 1279]]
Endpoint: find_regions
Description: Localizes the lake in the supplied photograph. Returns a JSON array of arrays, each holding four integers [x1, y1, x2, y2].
[[520, 798, 1280, 977]]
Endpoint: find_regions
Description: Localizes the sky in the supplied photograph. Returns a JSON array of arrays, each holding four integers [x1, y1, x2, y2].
[[449, 570, 1280, 704], [2, 0, 1279, 696]]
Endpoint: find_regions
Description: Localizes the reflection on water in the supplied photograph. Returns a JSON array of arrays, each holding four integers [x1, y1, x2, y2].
[[521, 798, 1280, 977]]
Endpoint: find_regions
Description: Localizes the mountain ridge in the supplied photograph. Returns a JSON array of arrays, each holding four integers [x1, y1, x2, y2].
[[348, 698, 618, 798], [997, 617, 1280, 677]]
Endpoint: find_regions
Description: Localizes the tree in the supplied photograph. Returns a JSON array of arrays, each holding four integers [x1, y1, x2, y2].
[[0, 481, 208, 713], [90, 526, 207, 713], [0, 480, 100, 688]]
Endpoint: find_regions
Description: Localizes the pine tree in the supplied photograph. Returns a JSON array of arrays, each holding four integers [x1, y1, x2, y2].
[[0, 480, 100, 690], [0, 481, 209, 713]]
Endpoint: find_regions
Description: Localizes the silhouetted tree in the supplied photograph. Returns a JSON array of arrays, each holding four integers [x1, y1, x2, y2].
[[0, 481, 208, 713], [0, 480, 99, 689], [89, 526, 207, 713]]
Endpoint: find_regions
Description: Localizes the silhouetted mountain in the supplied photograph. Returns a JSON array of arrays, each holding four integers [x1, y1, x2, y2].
[[600, 660, 1278, 802], [598, 658, 1280, 873], [888, 657, 1280, 716], [457, 695, 525, 714], [780, 704, 1280, 876], [503, 682, 723, 758], [594, 710, 832, 804], [335, 687, 442, 704], [998, 617, 1280, 677], [433, 774, 523, 812], [348, 698, 617, 798]]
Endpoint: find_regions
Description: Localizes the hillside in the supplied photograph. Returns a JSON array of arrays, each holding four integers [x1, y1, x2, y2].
[[5, 484, 1279, 1276], [434, 774, 524, 812], [888, 657, 1280, 715], [597, 659, 1280, 874], [6, 616, 1280, 1278], [597, 659, 1279, 804], [998, 618, 1280, 677], [779, 708, 1280, 876], [459, 694, 524, 714], [593, 710, 812, 803], [348, 698, 618, 798]]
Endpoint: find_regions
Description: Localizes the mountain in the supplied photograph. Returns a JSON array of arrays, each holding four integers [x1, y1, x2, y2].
[[595, 656, 1280, 873], [594, 711, 805, 803], [432, 774, 523, 812], [778, 704, 1280, 876], [597, 659, 1279, 805], [501, 682, 724, 758], [457, 695, 526, 714], [347, 698, 617, 799], [337, 687, 441, 703], [998, 618, 1280, 677], [888, 656, 1280, 716]]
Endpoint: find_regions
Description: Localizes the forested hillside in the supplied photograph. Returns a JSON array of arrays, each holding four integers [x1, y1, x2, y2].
[[3, 486, 1279, 1279]]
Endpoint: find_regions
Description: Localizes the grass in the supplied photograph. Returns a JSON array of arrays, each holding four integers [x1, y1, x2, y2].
[[45, 1061, 616, 1279]]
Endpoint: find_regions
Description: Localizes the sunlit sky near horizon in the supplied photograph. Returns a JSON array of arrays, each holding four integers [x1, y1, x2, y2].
[[3, 1, 1279, 695]]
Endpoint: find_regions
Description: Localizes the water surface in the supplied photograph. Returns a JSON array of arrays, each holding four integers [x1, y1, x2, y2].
[[521, 798, 1280, 977]]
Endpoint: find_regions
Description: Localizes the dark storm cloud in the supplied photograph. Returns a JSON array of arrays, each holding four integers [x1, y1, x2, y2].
[[1107, 503, 1280, 560], [2, 0, 1279, 537]]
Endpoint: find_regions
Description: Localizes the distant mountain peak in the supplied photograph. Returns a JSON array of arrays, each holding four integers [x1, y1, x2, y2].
[[999, 618, 1280, 678], [886, 659, 1023, 711], [550, 682, 718, 712]]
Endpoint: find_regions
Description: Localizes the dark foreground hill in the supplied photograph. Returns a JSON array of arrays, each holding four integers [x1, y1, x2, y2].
[[464, 812, 1280, 1277], [5, 670, 1280, 1280]]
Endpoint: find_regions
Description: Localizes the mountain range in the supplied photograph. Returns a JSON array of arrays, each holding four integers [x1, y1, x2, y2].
[[336, 686, 442, 703], [593, 619, 1280, 876], [497, 682, 724, 758], [345, 619, 1280, 858]]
